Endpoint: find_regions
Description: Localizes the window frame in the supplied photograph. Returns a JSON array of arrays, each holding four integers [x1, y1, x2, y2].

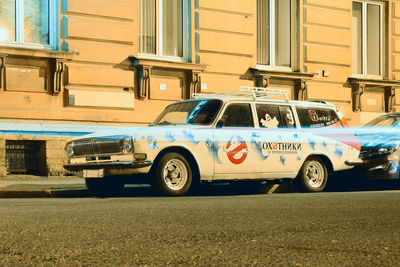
[[256, 0, 295, 71], [0, 0, 58, 50], [218, 102, 255, 128], [352, 0, 383, 79], [137, 0, 190, 63], [255, 103, 296, 129]]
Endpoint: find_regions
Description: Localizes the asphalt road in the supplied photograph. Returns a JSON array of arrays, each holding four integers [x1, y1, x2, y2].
[[1, 190, 400, 266]]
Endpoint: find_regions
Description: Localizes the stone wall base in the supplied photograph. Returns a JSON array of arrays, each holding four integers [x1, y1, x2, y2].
[[0, 135, 71, 178]]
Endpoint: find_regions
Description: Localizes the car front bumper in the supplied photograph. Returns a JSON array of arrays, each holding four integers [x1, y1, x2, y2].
[[64, 160, 153, 171], [352, 155, 400, 180]]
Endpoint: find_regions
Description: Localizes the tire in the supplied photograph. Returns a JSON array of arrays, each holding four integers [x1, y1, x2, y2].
[[85, 177, 125, 197], [295, 157, 328, 192], [154, 152, 192, 196]]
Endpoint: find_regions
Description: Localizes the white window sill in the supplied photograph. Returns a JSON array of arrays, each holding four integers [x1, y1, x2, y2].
[[351, 74, 383, 80], [136, 53, 186, 63], [256, 64, 293, 72]]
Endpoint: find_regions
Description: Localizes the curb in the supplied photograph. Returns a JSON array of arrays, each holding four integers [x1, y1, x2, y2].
[[0, 189, 90, 198]]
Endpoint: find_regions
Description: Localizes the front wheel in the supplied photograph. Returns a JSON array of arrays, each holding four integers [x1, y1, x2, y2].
[[155, 152, 192, 196], [295, 157, 328, 192]]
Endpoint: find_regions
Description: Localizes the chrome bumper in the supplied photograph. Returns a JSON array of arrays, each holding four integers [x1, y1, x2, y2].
[[64, 161, 152, 171], [345, 158, 364, 166]]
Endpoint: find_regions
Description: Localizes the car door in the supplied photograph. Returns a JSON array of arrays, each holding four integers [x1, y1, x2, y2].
[[253, 103, 304, 177], [213, 102, 262, 179]]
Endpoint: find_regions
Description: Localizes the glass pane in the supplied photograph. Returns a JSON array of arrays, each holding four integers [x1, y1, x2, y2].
[[24, 0, 49, 45], [139, 0, 156, 54], [0, 0, 16, 42], [257, 0, 270, 65], [275, 0, 291, 67], [352, 2, 363, 74], [256, 104, 281, 128], [222, 104, 254, 128], [162, 0, 183, 57], [367, 4, 381, 76]]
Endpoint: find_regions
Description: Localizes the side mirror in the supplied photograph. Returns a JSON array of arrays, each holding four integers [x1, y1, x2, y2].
[[216, 120, 224, 128]]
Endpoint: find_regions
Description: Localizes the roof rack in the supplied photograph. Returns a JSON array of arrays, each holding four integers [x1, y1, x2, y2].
[[193, 86, 289, 101], [309, 100, 328, 105]]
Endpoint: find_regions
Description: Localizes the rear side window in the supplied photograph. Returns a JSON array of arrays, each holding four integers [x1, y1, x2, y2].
[[256, 104, 296, 128], [296, 107, 342, 128]]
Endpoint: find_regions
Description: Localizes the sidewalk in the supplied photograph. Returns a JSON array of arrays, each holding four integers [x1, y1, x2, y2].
[[0, 175, 89, 198]]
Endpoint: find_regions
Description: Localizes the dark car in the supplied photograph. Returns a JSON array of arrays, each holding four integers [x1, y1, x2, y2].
[[352, 113, 400, 180]]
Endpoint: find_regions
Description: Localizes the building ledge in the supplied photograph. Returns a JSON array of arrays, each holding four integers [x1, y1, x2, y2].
[[129, 56, 207, 72], [250, 67, 316, 81], [345, 77, 400, 112], [128, 56, 207, 100], [0, 46, 77, 60], [346, 77, 400, 87]]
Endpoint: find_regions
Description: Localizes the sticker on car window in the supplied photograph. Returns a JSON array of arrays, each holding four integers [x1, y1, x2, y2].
[[260, 113, 279, 128]]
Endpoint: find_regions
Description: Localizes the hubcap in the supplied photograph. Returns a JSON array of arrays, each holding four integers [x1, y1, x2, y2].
[[162, 159, 188, 191], [305, 161, 325, 188]]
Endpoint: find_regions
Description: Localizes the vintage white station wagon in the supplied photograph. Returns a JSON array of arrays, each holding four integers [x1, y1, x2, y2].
[[64, 87, 361, 196]]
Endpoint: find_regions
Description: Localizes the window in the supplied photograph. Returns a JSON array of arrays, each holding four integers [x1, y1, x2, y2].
[[152, 100, 222, 125], [221, 104, 254, 128], [257, 0, 292, 69], [352, 1, 382, 77], [138, 0, 190, 60], [256, 104, 296, 128], [296, 107, 342, 128], [0, 0, 57, 49]]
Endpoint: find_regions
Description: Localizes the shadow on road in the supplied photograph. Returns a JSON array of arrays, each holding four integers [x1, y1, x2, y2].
[[86, 173, 400, 198], [326, 170, 400, 192]]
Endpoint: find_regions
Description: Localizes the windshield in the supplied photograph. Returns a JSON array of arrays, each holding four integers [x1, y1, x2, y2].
[[152, 99, 223, 125], [364, 115, 400, 127]]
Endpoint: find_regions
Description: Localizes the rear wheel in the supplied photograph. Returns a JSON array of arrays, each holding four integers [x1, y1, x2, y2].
[[295, 157, 328, 192], [155, 152, 192, 196], [85, 177, 124, 196]]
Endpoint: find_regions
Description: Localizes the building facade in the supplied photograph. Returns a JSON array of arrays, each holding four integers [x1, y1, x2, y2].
[[0, 0, 399, 176]]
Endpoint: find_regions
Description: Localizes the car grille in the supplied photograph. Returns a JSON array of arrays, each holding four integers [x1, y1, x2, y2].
[[71, 136, 126, 157]]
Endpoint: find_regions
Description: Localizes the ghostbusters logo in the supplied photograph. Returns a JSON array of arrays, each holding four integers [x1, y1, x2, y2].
[[226, 135, 248, 164]]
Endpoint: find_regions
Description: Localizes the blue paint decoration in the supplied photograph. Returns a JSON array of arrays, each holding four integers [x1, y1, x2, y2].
[[280, 155, 286, 165], [308, 138, 316, 150], [147, 136, 158, 150], [251, 133, 269, 160], [165, 131, 176, 142], [206, 138, 221, 163], [183, 130, 200, 145], [334, 144, 343, 157]]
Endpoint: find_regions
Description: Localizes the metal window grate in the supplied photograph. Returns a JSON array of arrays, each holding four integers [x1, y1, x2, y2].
[[5, 141, 44, 175]]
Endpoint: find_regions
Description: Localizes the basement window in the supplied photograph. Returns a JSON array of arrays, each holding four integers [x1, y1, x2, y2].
[[5, 140, 46, 175]]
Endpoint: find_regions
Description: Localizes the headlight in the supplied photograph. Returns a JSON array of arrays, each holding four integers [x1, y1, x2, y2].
[[65, 142, 74, 158], [121, 137, 133, 153], [365, 145, 399, 159]]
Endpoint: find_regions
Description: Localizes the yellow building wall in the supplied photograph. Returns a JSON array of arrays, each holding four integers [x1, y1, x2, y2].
[[302, 0, 354, 123], [2, 0, 400, 127], [195, 0, 255, 92]]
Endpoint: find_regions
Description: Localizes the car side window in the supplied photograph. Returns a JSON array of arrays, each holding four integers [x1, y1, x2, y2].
[[296, 107, 342, 128], [256, 104, 281, 128], [256, 104, 296, 128], [221, 103, 254, 127], [279, 106, 296, 128]]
